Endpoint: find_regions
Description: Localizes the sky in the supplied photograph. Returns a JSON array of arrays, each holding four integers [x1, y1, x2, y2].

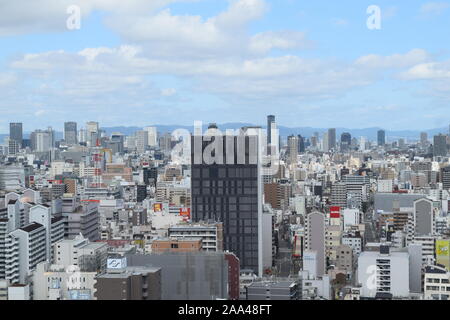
[[0, 0, 450, 133]]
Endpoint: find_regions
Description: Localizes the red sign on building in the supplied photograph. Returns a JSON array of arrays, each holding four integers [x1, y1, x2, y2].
[[330, 206, 341, 218], [179, 208, 191, 218]]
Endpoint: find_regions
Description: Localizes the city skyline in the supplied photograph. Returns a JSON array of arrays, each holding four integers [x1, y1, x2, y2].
[[2, 0, 450, 305]]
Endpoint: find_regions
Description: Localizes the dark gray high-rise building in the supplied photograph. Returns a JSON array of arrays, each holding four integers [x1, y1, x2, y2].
[[413, 199, 433, 237], [340, 132, 351, 152], [297, 135, 305, 153], [328, 128, 336, 151], [9, 123, 23, 146], [377, 130, 386, 146], [442, 166, 450, 190], [191, 129, 262, 275], [64, 122, 77, 145], [420, 132, 428, 147], [433, 134, 448, 157]]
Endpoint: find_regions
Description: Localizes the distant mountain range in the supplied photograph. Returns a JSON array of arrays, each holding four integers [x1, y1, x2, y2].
[[100, 123, 449, 141], [1, 123, 449, 144]]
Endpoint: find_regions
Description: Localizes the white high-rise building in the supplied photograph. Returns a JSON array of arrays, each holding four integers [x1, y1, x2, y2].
[[9, 223, 47, 284], [144, 126, 158, 147], [86, 122, 99, 147], [357, 246, 410, 299], [304, 212, 326, 277], [135, 130, 148, 154]]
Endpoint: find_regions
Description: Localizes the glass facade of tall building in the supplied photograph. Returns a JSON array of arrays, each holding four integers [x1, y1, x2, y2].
[[64, 122, 78, 145], [191, 133, 261, 274], [377, 130, 386, 146], [9, 123, 23, 145]]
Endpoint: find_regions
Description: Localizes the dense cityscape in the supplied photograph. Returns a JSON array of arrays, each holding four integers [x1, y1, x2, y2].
[[1, 0, 450, 310], [0, 118, 450, 301]]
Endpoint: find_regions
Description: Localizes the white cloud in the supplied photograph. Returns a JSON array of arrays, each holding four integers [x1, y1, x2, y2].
[[400, 61, 450, 80], [161, 88, 177, 96], [0, 73, 17, 87], [355, 49, 430, 69], [249, 31, 314, 54], [8, 46, 432, 105], [34, 109, 47, 117], [0, 0, 196, 36], [331, 18, 349, 27], [420, 2, 450, 16]]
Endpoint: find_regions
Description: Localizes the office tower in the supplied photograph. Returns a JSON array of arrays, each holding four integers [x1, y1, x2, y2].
[[433, 134, 448, 157], [143, 167, 158, 186], [159, 133, 172, 154], [322, 132, 329, 152], [64, 122, 77, 145], [331, 182, 347, 208], [340, 132, 351, 152], [359, 137, 366, 151], [420, 132, 428, 147], [264, 182, 291, 211], [297, 135, 305, 153], [328, 128, 336, 151], [377, 129, 386, 146], [61, 195, 100, 241], [144, 126, 158, 147], [191, 128, 263, 275], [135, 130, 148, 154], [310, 136, 318, 149], [30, 128, 54, 152], [442, 166, 450, 190], [8, 138, 20, 155], [267, 115, 275, 155], [136, 184, 147, 202], [9, 123, 23, 146], [110, 132, 124, 153], [287, 135, 298, 164], [86, 121, 99, 147], [413, 198, 434, 237], [304, 212, 326, 277], [343, 175, 370, 210], [398, 138, 406, 149], [78, 128, 87, 144]]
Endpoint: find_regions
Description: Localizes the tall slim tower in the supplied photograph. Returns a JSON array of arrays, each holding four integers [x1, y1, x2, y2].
[[377, 129, 386, 146], [267, 115, 275, 155], [64, 122, 78, 145], [305, 212, 326, 277], [9, 123, 23, 146], [433, 134, 447, 157], [191, 127, 263, 276], [287, 135, 298, 165], [328, 128, 336, 151]]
